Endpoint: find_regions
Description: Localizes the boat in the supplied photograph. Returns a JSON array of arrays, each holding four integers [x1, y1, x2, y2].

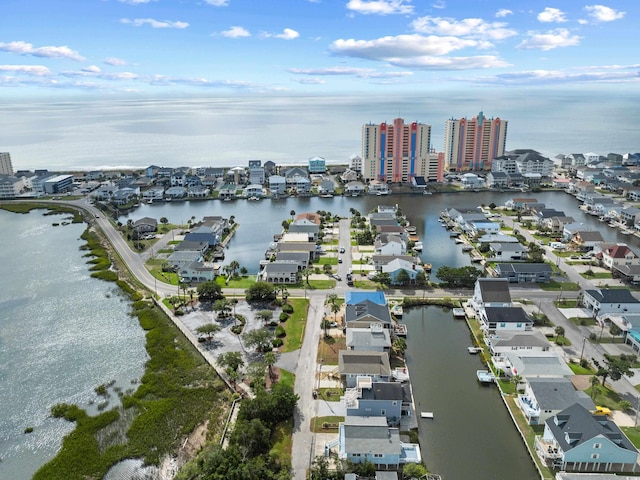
[[461, 245, 473, 252], [621, 230, 632, 235], [476, 370, 496, 383], [455, 238, 465, 244], [423, 263, 432, 272], [420, 411, 434, 419], [392, 367, 410, 382], [413, 241, 423, 252], [468, 347, 482, 354]]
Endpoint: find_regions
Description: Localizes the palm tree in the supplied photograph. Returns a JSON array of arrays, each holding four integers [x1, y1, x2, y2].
[[290, 209, 296, 221], [264, 351, 276, 380], [511, 374, 523, 392], [554, 325, 565, 343], [229, 260, 240, 278], [589, 375, 600, 401]]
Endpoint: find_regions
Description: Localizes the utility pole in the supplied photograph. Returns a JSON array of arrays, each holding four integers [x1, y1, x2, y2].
[[579, 336, 587, 363]]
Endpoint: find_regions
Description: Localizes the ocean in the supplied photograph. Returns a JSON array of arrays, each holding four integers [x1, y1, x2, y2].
[[1, 88, 639, 172]]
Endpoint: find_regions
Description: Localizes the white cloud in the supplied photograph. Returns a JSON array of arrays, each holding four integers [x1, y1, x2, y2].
[[0, 64, 51, 76], [516, 28, 580, 51], [495, 9, 512, 18], [104, 57, 127, 66], [0, 41, 85, 61], [288, 66, 413, 78], [411, 16, 516, 41], [471, 66, 640, 85], [584, 5, 625, 22], [263, 28, 299, 40], [331, 34, 482, 59], [82, 65, 101, 73], [120, 18, 189, 29], [294, 77, 326, 84], [221, 26, 250, 38], [346, 0, 414, 16], [118, 0, 156, 4], [386, 55, 509, 70], [537, 7, 567, 23], [204, 0, 229, 5], [432, 0, 445, 9]]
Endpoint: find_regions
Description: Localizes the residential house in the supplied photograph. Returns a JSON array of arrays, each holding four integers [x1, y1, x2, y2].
[[374, 234, 407, 256], [492, 351, 573, 379], [165, 186, 187, 199], [613, 265, 640, 285], [346, 324, 392, 352], [477, 233, 520, 244], [340, 169, 359, 183], [487, 171, 509, 188], [471, 278, 512, 314], [142, 187, 165, 202], [380, 258, 424, 285], [338, 351, 391, 388], [183, 231, 219, 247], [243, 184, 264, 198], [582, 289, 640, 317], [345, 181, 366, 195], [572, 231, 605, 251], [620, 207, 640, 228], [505, 197, 539, 211], [602, 313, 640, 351], [0, 176, 23, 198], [599, 244, 640, 270], [132, 217, 157, 234], [469, 220, 500, 237], [345, 300, 393, 330], [536, 403, 639, 472], [274, 251, 310, 270], [495, 263, 553, 283], [275, 241, 320, 261], [518, 378, 595, 426], [167, 250, 202, 270], [288, 222, 320, 242], [259, 262, 299, 284], [461, 173, 484, 189], [248, 161, 265, 185], [343, 380, 405, 425], [319, 179, 335, 195], [217, 184, 237, 200], [308, 156, 326, 173], [179, 261, 215, 283], [484, 330, 550, 356], [480, 306, 533, 333], [268, 175, 286, 195], [296, 212, 322, 225], [325, 416, 421, 469], [174, 240, 209, 256], [345, 291, 387, 306], [489, 242, 529, 261]]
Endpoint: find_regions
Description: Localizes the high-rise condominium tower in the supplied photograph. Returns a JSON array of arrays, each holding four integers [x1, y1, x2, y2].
[[0, 152, 13, 176], [444, 112, 508, 171], [361, 118, 433, 183]]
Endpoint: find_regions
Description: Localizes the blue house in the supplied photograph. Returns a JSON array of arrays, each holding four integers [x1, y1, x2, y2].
[[345, 291, 387, 306], [325, 416, 421, 469], [536, 403, 639, 472], [343, 380, 405, 426]]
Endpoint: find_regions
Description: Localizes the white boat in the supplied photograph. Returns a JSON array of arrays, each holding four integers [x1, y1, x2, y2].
[[476, 370, 496, 383], [421, 411, 434, 419], [413, 241, 423, 252], [468, 347, 482, 354]]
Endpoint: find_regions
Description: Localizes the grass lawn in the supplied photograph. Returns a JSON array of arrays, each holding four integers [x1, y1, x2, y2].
[[278, 369, 295, 388], [352, 279, 379, 289], [318, 336, 347, 364], [280, 298, 308, 353], [568, 363, 597, 375], [317, 387, 344, 402], [215, 276, 255, 288], [622, 427, 640, 449], [554, 299, 578, 308], [314, 257, 338, 265], [539, 281, 580, 291], [587, 384, 624, 410], [553, 335, 572, 346], [269, 420, 293, 466], [568, 316, 596, 327], [310, 416, 344, 434], [146, 258, 179, 285]]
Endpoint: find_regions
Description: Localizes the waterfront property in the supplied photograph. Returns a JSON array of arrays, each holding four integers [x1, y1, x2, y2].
[[479, 306, 533, 333], [535, 403, 639, 473], [492, 351, 573, 379], [518, 377, 595, 425], [342, 379, 405, 425], [339, 351, 391, 388], [494, 263, 553, 283], [484, 330, 550, 355], [325, 416, 421, 469]]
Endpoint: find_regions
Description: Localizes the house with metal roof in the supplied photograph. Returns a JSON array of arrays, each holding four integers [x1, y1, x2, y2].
[[324, 416, 421, 469], [346, 325, 391, 352], [344, 300, 393, 329], [258, 262, 299, 284], [536, 403, 639, 472], [343, 380, 405, 425], [480, 306, 533, 333], [492, 351, 573, 379], [518, 377, 595, 425], [345, 291, 387, 306], [484, 330, 550, 355], [471, 278, 512, 315]]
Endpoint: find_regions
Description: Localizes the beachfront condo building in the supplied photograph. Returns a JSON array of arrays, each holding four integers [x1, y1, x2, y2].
[[361, 118, 439, 183], [0, 152, 13, 176], [444, 112, 508, 172]]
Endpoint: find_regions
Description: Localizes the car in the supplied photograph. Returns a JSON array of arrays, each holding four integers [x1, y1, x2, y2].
[[332, 274, 342, 281], [339, 247, 345, 253], [338, 257, 343, 263]]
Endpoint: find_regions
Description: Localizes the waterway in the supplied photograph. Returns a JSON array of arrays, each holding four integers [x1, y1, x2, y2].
[[403, 306, 539, 480], [0, 209, 148, 480], [118, 190, 640, 274]]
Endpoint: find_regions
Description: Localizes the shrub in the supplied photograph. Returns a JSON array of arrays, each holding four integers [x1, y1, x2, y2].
[[24, 427, 34, 434], [282, 304, 294, 314], [272, 338, 283, 348], [279, 312, 289, 322], [275, 326, 286, 338]]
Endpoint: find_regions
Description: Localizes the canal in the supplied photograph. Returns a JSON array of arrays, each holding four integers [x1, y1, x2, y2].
[[119, 190, 640, 274], [402, 306, 539, 480]]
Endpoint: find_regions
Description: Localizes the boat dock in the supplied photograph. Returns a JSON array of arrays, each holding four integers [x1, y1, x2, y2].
[[452, 308, 466, 318], [476, 369, 496, 383]]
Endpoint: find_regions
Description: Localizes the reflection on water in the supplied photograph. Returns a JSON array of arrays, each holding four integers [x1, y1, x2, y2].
[[403, 306, 538, 480]]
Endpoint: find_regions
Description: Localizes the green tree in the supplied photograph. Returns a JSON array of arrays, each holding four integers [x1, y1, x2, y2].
[[290, 209, 296, 221], [229, 260, 240, 278], [402, 463, 428, 478], [217, 351, 244, 377], [435, 265, 485, 288], [245, 282, 277, 304], [256, 309, 274, 326], [159, 216, 168, 227], [610, 324, 623, 342], [196, 323, 221, 341], [213, 298, 232, 318], [395, 269, 410, 285], [323, 263, 332, 274], [197, 280, 223, 303], [592, 355, 635, 386], [264, 351, 277, 380], [372, 272, 391, 287], [512, 374, 523, 391], [392, 337, 407, 357], [555, 325, 565, 343], [589, 375, 600, 400], [245, 361, 266, 389], [242, 328, 273, 352]]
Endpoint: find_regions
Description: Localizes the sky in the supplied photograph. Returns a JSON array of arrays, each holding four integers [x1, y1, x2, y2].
[[0, 0, 638, 98]]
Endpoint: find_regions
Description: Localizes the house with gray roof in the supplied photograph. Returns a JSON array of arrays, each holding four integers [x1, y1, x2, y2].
[[168, 250, 202, 270], [485, 330, 550, 355], [489, 242, 528, 261], [287, 222, 320, 241], [495, 263, 553, 283], [471, 278, 512, 314], [343, 380, 404, 425], [339, 351, 391, 388], [325, 416, 421, 468], [132, 217, 157, 234], [274, 251, 310, 269], [493, 351, 573, 379], [184, 231, 218, 247], [174, 240, 208, 256], [480, 306, 533, 333], [259, 262, 299, 284], [518, 377, 595, 425], [346, 325, 391, 352], [572, 231, 605, 250], [179, 261, 215, 283], [582, 288, 640, 317], [345, 300, 393, 329], [536, 403, 639, 472]]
